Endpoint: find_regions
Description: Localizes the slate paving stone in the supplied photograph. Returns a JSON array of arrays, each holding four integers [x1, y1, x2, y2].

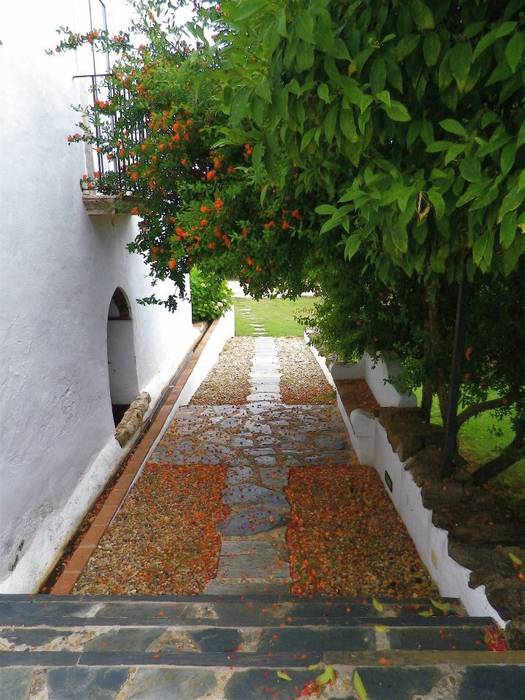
[[0, 668, 34, 699], [84, 628, 163, 652], [458, 665, 525, 699], [260, 467, 289, 488], [219, 511, 287, 536], [356, 667, 442, 700], [220, 540, 284, 557], [218, 554, 289, 580], [226, 467, 254, 485], [388, 626, 485, 651], [126, 668, 217, 699], [0, 628, 72, 649], [222, 484, 283, 507], [224, 668, 317, 700], [47, 667, 129, 699], [258, 627, 373, 652], [191, 627, 242, 652]]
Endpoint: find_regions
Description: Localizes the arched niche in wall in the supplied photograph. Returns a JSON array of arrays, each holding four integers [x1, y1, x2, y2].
[[107, 287, 139, 426]]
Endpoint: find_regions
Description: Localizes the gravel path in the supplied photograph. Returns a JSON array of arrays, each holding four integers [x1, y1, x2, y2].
[[74, 464, 228, 595], [276, 337, 336, 405], [286, 463, 438, 598], [191, 337, 254, 405]]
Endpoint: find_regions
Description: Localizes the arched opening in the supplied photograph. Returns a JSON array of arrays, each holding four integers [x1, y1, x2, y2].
[[107, 287, 139, 426]]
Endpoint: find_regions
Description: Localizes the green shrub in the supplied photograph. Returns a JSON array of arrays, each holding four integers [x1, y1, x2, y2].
[[190, 268, 233, 322]]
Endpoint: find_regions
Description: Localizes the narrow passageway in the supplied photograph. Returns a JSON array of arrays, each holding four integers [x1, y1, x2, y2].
[[74, 336, 435, 598]]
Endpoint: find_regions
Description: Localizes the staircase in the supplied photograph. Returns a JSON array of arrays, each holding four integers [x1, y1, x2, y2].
[[1, 594, 524, 699]]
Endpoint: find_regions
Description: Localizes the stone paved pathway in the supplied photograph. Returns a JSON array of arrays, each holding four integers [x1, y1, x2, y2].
[[72, 334, 435, 598]]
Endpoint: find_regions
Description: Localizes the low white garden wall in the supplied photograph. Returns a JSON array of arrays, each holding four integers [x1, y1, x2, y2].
[[307, 336, 505, 626]]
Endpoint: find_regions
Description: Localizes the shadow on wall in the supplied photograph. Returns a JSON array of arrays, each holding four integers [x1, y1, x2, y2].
[[107, 287, 139, 425]]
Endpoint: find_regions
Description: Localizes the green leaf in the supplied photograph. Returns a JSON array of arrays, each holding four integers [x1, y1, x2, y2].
[[428, 188, 445, 218], [500, 212, 517, 249], [426, 140, 454, 153], [430, 599, 451, 615], [420, 119, 434, 146], [473, 21, 517, 61], [459, 158, 481, 182], [439, 118, 466, 137], [370, 57, 387, 94], [316, 666, 337, 687], [395, 34, 420, 61], [505, 31, 525, 72], [374, 625, 390, 633], [407, 120, 421, 148], [340, 108, 357, 141], [501, 142, 517, 177], [229, 0, 268, 22], [352, 670, 369, 700], [275, 8, 287, 36], [508, 551, 524, 567], [372, 597, 384, 613], [473, 231, 491, 266], [344, 234, 361, 261], [423, 33, 441, 66], [296, 41, 314, 70], [315, 204, 338, 216], [324, 104, 338, 144], [449, 42, 472, 88], [410, 0, 435, 30], [419, 609, 434, 618], [376, 90, 391, 107], [518, 123, 525, 148], [295, 10, 315, 43], [498, 187, 525, 222], [277, 671, 292, 681], [392, 226, 408, 252], [444, 143, 465, 165], [317, 82, 331, 103], [384, 100, 411, 122]]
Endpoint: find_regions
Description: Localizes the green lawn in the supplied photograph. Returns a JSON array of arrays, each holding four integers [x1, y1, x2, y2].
[[414, 388, 524, 489], [234, 297, 317, 337]]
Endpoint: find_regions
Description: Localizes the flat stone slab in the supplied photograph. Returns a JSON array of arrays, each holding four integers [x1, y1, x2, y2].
[[218, 555, 289, 580], [223, 484, 288, 510], [226, 467, 254, 485], [220, 540, 284, 558], [219, 510, 286, 536], [260, 467, 289, 488]]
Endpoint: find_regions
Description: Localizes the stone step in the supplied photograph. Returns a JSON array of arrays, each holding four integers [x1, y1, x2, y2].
[[0, 595, 469, 626], [0, 623, 493, 654], [2, 658, 525, 700]]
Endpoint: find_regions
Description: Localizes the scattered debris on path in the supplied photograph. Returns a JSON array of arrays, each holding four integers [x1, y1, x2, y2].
[[74, 463, 228, 595], [276, 338, 336, 405], [191, 337, 254, 405], [286, 463, 438, 598]]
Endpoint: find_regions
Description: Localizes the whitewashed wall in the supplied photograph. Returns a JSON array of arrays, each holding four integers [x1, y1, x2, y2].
[[0, 0, 198, 592]]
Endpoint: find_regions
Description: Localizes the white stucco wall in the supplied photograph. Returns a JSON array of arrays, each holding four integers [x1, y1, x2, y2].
[[307, 339, 505, 625], [0, 0, 198, 592]]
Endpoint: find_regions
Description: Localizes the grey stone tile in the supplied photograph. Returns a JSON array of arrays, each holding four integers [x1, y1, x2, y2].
[[191, 627, 242, 652], [217, 555, 289, 580], [260, 468, 289, 488], [47, 667, 129, 699], [356, 667, 442, 700], [126, 668, 217, 699], [0, 668, 33, 700], [458, 666, 525, 700], [225, 669, 316, 700], [219, 510, 287, 536], [84, 628, 163, 652], [226, 466, 254, 485]]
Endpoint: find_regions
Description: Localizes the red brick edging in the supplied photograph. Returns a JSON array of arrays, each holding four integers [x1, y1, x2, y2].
[[51, 319, 221, 594]]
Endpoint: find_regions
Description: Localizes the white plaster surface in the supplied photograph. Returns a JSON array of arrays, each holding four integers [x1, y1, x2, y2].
[[307, 340, 506, 626], [0, 0, 197, 592]]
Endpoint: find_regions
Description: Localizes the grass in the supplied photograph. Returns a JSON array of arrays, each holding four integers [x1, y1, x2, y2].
[[234, 296, 317, 337], [414, 388, 524, 490]]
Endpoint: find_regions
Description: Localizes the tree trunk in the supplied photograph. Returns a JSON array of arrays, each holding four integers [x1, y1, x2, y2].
[[421, 380, 433, 423], [472, 426, 525, 485]]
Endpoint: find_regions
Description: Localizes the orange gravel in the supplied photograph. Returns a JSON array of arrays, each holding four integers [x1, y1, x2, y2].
[[74, 463, 229, 595], [286, 464, 437, 598]]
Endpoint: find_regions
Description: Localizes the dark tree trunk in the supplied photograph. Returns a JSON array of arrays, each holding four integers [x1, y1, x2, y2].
[[472, 426, 525, 485], [421, 380, 433, 423]]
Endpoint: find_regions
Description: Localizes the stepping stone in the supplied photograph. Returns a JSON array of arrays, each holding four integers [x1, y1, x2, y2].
[[226, 467, 254, 485], [223, 484, 288, 510], [260, 467, 289, 488], [219, 510, 287, 536], [217, 554, 289, 580], [246, 393, 281, 402], [220, 540, 282, 557]]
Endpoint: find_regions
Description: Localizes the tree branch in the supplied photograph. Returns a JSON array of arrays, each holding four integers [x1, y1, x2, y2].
[[472, 433, 525, 485], [457, 396, 512, 427]]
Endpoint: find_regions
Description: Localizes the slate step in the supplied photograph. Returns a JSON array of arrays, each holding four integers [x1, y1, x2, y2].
[[0, 623, 493, 654], [2, 661, 525, 700]]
